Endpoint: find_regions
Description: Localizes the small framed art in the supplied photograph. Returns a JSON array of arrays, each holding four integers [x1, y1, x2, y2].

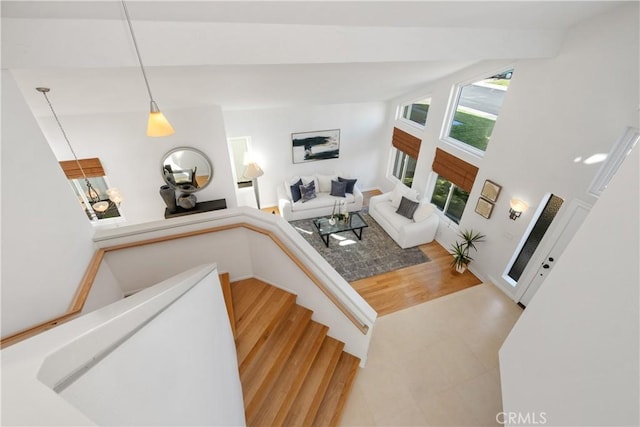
[[475, 198, 494, 219], [480, 180, 502, 203]]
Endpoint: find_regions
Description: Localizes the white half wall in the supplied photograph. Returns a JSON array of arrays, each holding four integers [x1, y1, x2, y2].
[[499, 142, 639, 426], [223, 102, 391, 208], [1, 71, 95, 337]]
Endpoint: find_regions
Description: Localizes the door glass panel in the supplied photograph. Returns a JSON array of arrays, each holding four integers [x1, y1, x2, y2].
[[508, 194, 564, 282]]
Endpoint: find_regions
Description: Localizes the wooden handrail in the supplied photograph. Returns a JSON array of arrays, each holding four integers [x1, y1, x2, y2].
[[1, 222, 370, 349]]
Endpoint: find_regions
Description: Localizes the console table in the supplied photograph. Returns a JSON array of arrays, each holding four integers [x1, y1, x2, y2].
[[164, 199, 227, 219]]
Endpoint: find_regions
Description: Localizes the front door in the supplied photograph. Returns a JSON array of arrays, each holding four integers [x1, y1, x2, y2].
[[516, 199, 591, 306]]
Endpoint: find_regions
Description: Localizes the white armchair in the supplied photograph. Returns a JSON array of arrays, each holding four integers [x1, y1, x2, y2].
[[369, 191, 439, 249]]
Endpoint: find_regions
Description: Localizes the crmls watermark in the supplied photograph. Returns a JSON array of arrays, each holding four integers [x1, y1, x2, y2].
[[496, 411, 547, 425]]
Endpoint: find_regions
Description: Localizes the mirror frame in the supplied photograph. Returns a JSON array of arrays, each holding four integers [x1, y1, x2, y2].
[[161, 147, 213, 193]]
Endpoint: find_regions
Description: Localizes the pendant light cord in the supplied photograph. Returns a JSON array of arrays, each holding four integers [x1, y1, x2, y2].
[[121, 0, 156, 105], [38, 88, 100, 212], [40, 90, 88, 183]]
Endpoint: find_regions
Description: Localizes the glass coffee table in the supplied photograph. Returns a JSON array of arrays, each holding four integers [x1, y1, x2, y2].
[[313, 212, 368, 247]]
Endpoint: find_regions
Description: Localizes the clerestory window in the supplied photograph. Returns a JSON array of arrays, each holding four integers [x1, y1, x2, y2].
[[443, 69, 514, 155], [400, 97, 431, 127]]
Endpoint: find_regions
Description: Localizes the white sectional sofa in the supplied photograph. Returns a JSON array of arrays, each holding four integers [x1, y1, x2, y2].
[[369, 184, 439, 249], [277, 174, 363, 221]]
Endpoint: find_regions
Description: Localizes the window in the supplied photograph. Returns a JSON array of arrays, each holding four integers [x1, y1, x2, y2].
[[59, 158, 122, 222], [444, 68, 514, 153], [430, 176, 469, 224], [390, 127, 421, 188], [392, 150, 417, 187], [429, 148, 479, 224], [401, 97, 431, 127]]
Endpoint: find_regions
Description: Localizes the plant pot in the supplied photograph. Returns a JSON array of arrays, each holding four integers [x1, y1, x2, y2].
[[455, 264, 467, 274]]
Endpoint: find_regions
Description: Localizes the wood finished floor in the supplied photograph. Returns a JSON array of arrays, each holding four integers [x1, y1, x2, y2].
[[350, 241, 482, 317], [354, 189, 482, 317]]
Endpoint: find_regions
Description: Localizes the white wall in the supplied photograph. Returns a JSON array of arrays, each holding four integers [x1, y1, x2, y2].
[[35, 105, 238, 226], [499, 142, 639, 426], [223, 102, 390, 208], [1, 71, 95, 337], [60, 269, 245, 426], [2, 264, 246, 427], [387, 3, 639, 298]]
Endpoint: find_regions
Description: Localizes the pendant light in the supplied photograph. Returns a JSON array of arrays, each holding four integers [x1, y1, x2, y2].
[[36, 87, 100, 221], [121, 0, 175, 137]]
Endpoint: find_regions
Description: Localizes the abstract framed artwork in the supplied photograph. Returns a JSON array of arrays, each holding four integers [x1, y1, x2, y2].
[[292, 129, 340, 163], [475, 197, 494, 219], [480, 180, 502, 203]]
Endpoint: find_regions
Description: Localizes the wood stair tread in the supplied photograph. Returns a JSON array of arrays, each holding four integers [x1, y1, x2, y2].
[[249, 321, 328, 427], [282, 336, 345, 427], [241, 304, 313, 420], [230, 278, 361, 427], [235, 287, 297, 370], [312, 351, 361, 427]]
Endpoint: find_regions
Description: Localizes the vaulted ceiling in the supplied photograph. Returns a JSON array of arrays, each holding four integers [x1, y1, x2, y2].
[[1, 1, 622, 116]]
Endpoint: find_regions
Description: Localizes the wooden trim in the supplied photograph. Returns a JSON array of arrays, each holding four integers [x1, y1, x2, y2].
[[392, 127, 421, 159], [1, 222, 369, 348], [69, 249, 105, 312], [432, 148, 479, 192], [219, 272, 236, 338], [0, 312, 81, 349], [59, 158, 105, 179]]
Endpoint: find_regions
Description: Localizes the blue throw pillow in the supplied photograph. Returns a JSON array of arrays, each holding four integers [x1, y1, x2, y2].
[[290, 178, 303, 202], [338, 177, 357, 194], [300, 182, 317, 202], [330, 179, 347, 197]]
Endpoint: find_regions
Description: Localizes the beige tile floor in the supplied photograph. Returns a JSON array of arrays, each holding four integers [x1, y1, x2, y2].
[[341, 283, 523, 426]]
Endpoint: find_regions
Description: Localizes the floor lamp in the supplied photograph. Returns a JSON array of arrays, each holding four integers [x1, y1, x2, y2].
[[243, 162, 264, 209]]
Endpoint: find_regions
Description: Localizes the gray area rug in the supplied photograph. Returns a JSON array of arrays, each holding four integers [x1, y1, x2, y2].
[[289, 213, 430, 282]]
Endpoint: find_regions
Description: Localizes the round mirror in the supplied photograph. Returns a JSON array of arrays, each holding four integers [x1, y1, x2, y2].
[[161, 147, 213, 193]]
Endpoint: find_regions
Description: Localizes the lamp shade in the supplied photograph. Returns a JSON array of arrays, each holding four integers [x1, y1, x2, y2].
[[147, 111, 175, 137], [243, 162, 264, 179]]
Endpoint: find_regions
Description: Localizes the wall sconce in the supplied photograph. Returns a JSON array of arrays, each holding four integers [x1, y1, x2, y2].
[[509, 198, 528, 220]]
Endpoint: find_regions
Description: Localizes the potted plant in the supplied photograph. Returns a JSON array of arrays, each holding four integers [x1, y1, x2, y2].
[[450, 229, 486, 273]]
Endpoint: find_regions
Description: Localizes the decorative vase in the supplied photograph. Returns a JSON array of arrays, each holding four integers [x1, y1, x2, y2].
[[178, 192, 197, 209], [328, 217, 336, 226], [159, 185, 177, 213]]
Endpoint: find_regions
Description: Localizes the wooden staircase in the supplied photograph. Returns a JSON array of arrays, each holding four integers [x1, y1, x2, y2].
[[224, 275, 360, 427]]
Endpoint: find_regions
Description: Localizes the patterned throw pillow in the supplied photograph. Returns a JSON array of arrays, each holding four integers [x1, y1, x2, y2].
[[396, 196, 420, 219], [330, 180, 347, 197], [338, 177, 358, 194], [290, 178, 303, 202], [300, 182, 317, 202]]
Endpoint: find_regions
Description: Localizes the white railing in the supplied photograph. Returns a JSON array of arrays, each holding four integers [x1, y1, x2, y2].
[[92, 207, 377, 363], [1, 264, 246, 426]]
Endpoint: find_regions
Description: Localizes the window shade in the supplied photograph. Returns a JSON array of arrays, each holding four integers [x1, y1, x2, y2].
[[59, 158, 105, 179], [432, 148, 478, 192], [392, 127, 422, 159]]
